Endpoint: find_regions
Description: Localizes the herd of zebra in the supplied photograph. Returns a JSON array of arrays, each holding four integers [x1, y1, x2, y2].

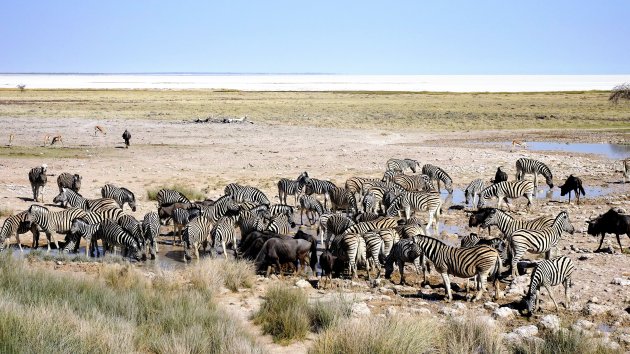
[[2, 156, 629, 313]]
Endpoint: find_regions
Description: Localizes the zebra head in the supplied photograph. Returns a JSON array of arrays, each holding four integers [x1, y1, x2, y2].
[[544, 173, 554, 189], [53, 188, 68, 206], [522, 293, 536, 316], [406, 159, 419, 173], [72, 174, 82, 192], [554, 211, 574, 234], [464, 188, 472, 205], [478, 208, 499, 228]]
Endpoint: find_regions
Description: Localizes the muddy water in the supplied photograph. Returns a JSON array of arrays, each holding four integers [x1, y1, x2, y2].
[[500, 141, 630, 159]]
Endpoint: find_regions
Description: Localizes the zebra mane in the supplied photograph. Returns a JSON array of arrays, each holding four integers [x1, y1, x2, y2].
[[28, 204, 48, 213], [121, 187, 135, 199]]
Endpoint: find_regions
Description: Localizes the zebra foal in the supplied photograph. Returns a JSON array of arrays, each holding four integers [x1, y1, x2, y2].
[[101, 184, 137, 211], [477, 180, 534, 211], [0, 211, 40, 252], [277, 171, 309, 205], [28, 164, 47, 202], [515, 158, 554, 189], [523, 256, 574, 314], [421, 164, 453, 194]]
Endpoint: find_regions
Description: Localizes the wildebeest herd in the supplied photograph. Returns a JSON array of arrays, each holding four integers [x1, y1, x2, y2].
[[1, 156, 629, 315]]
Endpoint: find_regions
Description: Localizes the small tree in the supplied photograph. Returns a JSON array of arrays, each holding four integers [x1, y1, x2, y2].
[[16, 84, 26, 92], [609, 83, 630, 104]]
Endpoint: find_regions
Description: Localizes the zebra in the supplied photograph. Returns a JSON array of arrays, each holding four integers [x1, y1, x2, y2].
[[345, 177, 380, 211], [361, 192, 375, 214], [386, 158, 419, 173], [355, 211, 381, 222], [360, 231, 385, 280], [267, 204, 295, 217], [277, 171, 309, 205], [305, 178, 336, 209], [341, 217, 400, 237], [72, 219, 144, 260], [201, 195, 241, 222], [211, 215, 238, 259], [395, 192, 442, 235], [382, 169, 402, 182], [415, 235, 503, 301], [421, 164, 453, 194], [156, 189, 191, 207], [56, 172, 82, 194], [68, 218, 101, 256], [171, 207, 199, 245], [101, 184, 137, 211], [515, 158, 554, 189], [622, 158, 629, 183], [477, 180, 535, 211], [316, 212, 334, 248], [265, 213, 295, 235], [0, 211, 40, 252], [523, 256, 575, 314], [329, 186, 357, 216], [324, 214, 356, 250], [225, 184, 270, 206], [509, 211, 575, 277], [66, 210, 124, 255], [27, 205, 86, 252], [28, 164, 47, 202], [329, 232, 366, 278], [372, 228, 400, 261], [142, 212, 159, 259], [183, 216, 214, 262], [236, 210, 269, 238], [53, 188, 89, 209], [479, 208, 555, 239], [464, 179, 485, 206], [298, 194, 324, 225], [85, 198, 120, 213], [117, 214, 145, 257], [385, 237, 427, 285], [393, 174, 434, 193]]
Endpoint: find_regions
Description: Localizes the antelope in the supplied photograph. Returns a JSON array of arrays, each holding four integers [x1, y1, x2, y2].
[[43, 135, 50, 146], [511, 140, 527, 151], [8, 133, 14, 146], [94, 125, 107, 136], [50, 135, 63, 146]]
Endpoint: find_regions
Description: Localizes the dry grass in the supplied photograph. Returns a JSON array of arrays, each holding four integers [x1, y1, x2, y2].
[[146, 183, 206, 202], [0, 89, 628, 131], [512, 328, 622, 354], [0, 207, 13, 218], [253, 285, 311, 344], [441, 315, 505, 354]]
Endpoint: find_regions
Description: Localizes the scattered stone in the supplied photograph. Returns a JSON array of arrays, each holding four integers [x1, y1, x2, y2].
[[484, 302, 500, 311], [513, 325, 539, 338], [385, 306, 397, 318], [539, 315, 561, 332], [351, 302, 371, 317], [378, 287, 395, 296], [589, 296, 599, 304], [611, 277, 630, 286], [294, 279, 312, 288], [506, 275, 530, 297], [584, 303, 612, 316], [56, 261, 63, 265], [452, 302, 467, 311], [492, 307, 515, 319], [415, 308, 431, 315], [618, 334, 630, 345], [578, 255, 591, 261], [439, 307, 459, 316]]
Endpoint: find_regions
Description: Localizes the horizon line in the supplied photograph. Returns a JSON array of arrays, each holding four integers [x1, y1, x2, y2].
[[2, 72, 630, 76]]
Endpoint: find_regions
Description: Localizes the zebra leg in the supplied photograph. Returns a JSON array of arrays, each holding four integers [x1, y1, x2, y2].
[[44, 232, 53, 252], [544, 284, 560, 311], [534, 173, 538, 188], [545, 249, 552, 259], [474, 272, 488, 302], [221, 240, 228, 260], [398, 260, 405, 285], [563, 278, 571, 308], [15, 233, 23, 253], [441, 273, 453, 301]]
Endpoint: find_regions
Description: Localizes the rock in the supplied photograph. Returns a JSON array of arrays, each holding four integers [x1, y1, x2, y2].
[[578, 255, 591, 261], [513, 325, 539, 338], [611, 277, 630, 286], [295, 279, 311, 289], [539, 315, 561, 332], [484, 302, 500, 311], [370, 279, 383, 288], [589, 296, 599, 304], [378, 287, 395, 295], [493, 307, 515, 319], [385, 306, 397, 318], [506, 275, 530, 297], [618, 334, 630, 345], [584, 303, 612, 316], [452, 302, 467, 311], [573, 319, 595, 332], [439, 307, 459, 316], [416, 308, 431, 315], [351, 302, 371, 317]]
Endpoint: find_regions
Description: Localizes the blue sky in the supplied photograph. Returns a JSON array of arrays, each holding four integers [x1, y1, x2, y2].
[[1, 1, 628, 74]]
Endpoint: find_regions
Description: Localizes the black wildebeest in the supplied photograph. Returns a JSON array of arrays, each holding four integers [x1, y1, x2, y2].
[[492, 167, 508, 184], [255, 230, 317, 277], [587, 208, 630, 252], [122, 129, 131, 148], [559, 175, 585, 205], [467, 207, 494, 236], [318, 250, 338, 288]]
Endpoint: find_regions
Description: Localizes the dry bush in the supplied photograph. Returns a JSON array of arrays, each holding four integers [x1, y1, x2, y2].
[[609, 83, 630, 104], [253, 285, 310, 344], [146, 183, 206, 202], [441, 315, 505, 354], [512, 328, 622, 354], [0, 207, 12, 218]]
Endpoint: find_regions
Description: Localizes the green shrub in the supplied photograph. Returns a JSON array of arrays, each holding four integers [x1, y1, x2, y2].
[[512, 328, 622, 354], [253, 285, 310, 344], [308, 295, 353, 332]]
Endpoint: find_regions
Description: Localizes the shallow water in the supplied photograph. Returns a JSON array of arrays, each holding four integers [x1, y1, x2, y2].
[[503, 141, 630, 159]]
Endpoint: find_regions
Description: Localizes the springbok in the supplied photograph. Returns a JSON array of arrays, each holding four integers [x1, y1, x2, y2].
[[50, 135, 63, 146], [511, 140, 527, 151], [94, 125, 107, 136], [8, 133, 14, 146]]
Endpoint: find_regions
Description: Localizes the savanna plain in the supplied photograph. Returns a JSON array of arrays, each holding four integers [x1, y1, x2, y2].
[[0, 89, 629, 353]]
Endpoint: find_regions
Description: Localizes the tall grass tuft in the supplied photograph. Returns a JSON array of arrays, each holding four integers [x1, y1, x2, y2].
[[219, 258, 256, 292], [0, 207, 12, 218], [309, 316, 436, 354], [146, 183, 206, 202], [0, 252, 264, 353], [512, 328, 622, 354], [308, 295, 353, 333], [441, 315, 505, 354], [253, 285, 311, 344]]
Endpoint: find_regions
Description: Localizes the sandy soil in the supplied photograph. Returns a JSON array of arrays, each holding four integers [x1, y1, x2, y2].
[[1, 116, 630, 351]]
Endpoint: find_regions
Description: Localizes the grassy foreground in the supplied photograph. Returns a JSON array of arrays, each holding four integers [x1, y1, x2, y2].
[[0, 253, 261, 354], [1, 89, 629, 131]]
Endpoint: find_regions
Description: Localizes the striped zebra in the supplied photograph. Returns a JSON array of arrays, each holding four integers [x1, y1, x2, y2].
[[329, 186, 357, 216], [171, 207, 199, 245], [67, 209, 124, 255], [524, 256, 574, 314], [267, 204, 295, 217], [53, 188, 89, 209], [623, 158, 630, 183], [515, 158, 554, 189], [393, 174, 435, 193], [305, 178, 336, 209], [382, 169, 402, 182], [342, 217, 400, 237], [0, 211, 40, 252], [477, 180, 535, 210], [101, 184, 137, 211], [421, 164, 453, 194], [385, 237, 427, 285], [330, 232, 366, 278], [386, 158, 419, 173], [372, 228, 400, 261], [355, 212, 381, 223], [464, 179, 485, 206], [396, 192, 442, 235], [277, 171, 309, 205], [71, 219, 144, 260], [509, 211, 575, 277], [27, 205, 86, 252], [28, 164, 47, 202], [142, 212, 160, 258], [361, 231, 385, 280], [361, 192, 375, 214], [479, 208, 555, 239], [415, 235, 503, 301], [85, 198, 120, 213], [183, 216, 214, 261], [68, 218, 101, 256], [211, 216, 238, 259], [316, 212, 333, 248], [236, 210, 269, 238], [345, 177, 380, 211], [117, 214, 145, 256], [265, 213, 295, 235], [225, 184, 270, 206], [460, 233, 481, 248], [56, 172, 82, 193], [201, 195, 241, 222], [298, 194, 324, 225], [324, 214, 356, 250], [156, 189, 191, 206]]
